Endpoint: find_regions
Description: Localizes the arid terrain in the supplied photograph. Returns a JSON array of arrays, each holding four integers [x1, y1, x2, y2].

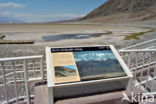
[[0, 0, 156, 58], [0, 23, 155, 58]]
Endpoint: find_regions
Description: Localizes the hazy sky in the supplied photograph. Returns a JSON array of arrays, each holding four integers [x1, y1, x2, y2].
[[0, 0, 107, 22]]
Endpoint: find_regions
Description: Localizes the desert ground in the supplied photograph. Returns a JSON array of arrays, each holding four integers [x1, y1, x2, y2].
[[0, 23, 155, 58]]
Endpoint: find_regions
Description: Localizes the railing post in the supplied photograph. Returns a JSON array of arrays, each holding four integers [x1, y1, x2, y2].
[[151, 64, 156, 91], [127, 52, 131, 68], [1, 62, 9, 104], [134, 52, 138, 82], [12, 61, 19, 104], [32, 60, 36, 78], [139, 52, 145, 90], [40, 57, 44, 80], [145, 52, 151, 92], [23, 60, 30, 104]]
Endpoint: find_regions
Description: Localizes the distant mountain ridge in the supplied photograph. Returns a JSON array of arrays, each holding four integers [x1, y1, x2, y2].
[[0, 17, 24, 23], [55, 66, 76, 77], [82, 0, 156, 22]]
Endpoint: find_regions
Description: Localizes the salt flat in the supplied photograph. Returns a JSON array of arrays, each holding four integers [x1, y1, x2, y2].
[[0, 23, 154, 58]]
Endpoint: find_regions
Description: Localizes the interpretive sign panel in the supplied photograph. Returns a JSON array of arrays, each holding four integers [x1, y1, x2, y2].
[[50, 46, 127, 84], [45, 45, 133, 104]]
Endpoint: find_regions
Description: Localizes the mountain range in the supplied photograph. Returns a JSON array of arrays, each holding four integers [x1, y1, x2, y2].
[[81, 0, 156, 23], [1, 0, 156, 23], [0, 17, 24, 23]]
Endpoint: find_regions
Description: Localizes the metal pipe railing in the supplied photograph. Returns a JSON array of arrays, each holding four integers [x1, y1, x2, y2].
[[120, 49, 156, 95], [0, 55, 43, 62], [120, 39, 156, 50], [1, 62, 9, 104], [0, 55, 44, 104]]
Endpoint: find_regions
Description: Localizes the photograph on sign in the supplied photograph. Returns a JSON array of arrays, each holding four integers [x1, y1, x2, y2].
[[54, 65, 78, 77], [73, 50, 126, 81]]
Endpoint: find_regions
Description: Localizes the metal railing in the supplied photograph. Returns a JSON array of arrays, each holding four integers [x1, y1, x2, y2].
[[120, 39, 156, 50], [119, 49, 156, 96], [0, 55, 45, 104]]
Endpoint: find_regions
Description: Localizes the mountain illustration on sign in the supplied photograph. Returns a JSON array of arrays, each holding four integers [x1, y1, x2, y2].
[[54, 65, 77, 77], [74, 50, 126, 80]]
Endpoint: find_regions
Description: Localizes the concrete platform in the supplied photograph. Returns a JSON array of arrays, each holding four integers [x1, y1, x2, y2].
[[34, 81, 137, 104]]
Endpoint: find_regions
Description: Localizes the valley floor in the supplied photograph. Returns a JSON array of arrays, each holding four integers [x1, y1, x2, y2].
[[0, 23, 155, 58]]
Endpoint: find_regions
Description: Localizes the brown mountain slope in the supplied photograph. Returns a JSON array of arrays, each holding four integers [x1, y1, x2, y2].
[[82, 0, 156, 23]]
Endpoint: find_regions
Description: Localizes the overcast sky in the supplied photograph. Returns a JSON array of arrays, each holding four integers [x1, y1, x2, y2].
[[0, 0, 107, 23]]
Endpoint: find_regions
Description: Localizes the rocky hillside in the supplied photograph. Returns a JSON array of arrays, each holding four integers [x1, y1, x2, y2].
[[82, 0, 156, 22]]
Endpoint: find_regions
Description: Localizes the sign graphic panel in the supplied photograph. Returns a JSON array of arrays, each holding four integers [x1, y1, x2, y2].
[[51, 46, 126, 84]]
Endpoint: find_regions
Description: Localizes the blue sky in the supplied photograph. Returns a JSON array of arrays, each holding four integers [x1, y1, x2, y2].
[[0, 0, 107, 23], [64, 65, 76, 70]]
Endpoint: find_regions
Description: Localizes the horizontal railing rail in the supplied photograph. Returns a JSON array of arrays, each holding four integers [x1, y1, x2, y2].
[[120, 39, 156, 50], [119, 49, 156, 52], [0, 55, 43, 62]]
